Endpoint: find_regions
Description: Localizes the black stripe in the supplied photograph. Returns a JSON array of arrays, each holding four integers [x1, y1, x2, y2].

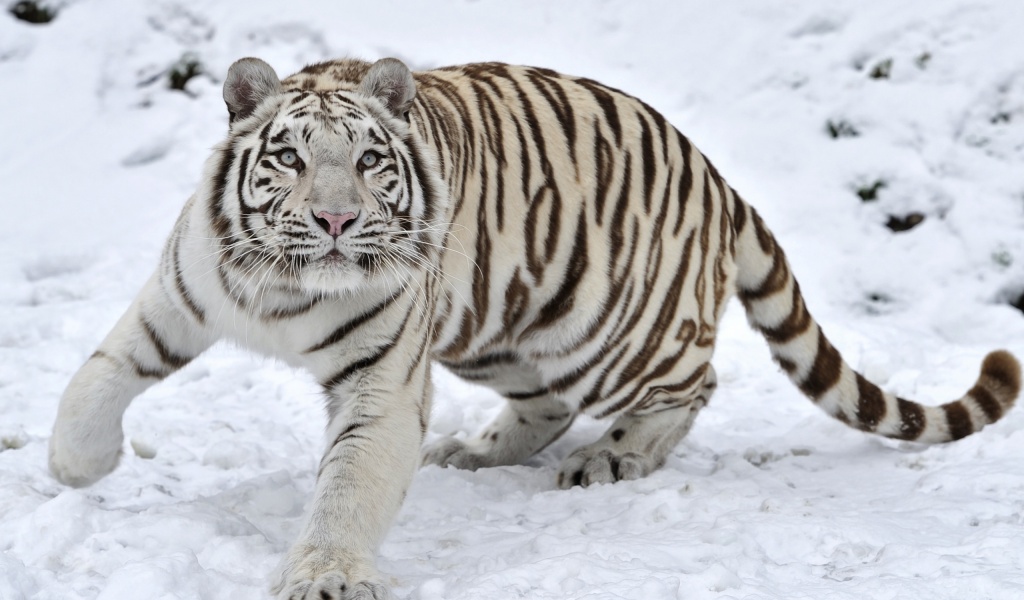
[[509, 107, 533, 203], [209, 146, 236, 238], [574, 77, 622, 146], [854, 373, 886, 431], [731, 191, 747, 235], [638, 114, 655, 213], [405, 314, 435, 385], [321, 305, 415, 389], [127, 354, 168, 379], [943, 402, 973, 440], [323, 348, 389, 390], [262, 296, 319, 321], [757, 284, 811, 343], [172, 234, 206, 325], [269, 128, 288, 145], [740, 246, 790, 302], [236, 148, 252, 212], [673, 131, 694, 235], [526, 70, 576, 168], [798, 330, 842, 400], [140, 318, 190, 369], [607, 231, 696, 401], [593, 127, 614, 225], [412, 142, 440, 226], [415, 99, 448, 174], [560, 342, 629, 401], [637, 100, 670, 165], [527, 211, 588, 332], [330, 419, 375, 450], [895, 398, 926, 440], [305, 293, 398, 353], [505, 389, 549, 400], [440, 351, 520, 372], [317, 419, 378, 477], [393, 150, 414, 217], [969, 385, 1003, 421]]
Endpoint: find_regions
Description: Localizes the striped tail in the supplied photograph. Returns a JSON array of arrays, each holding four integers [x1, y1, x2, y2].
[[733, 203, 1021, 442]]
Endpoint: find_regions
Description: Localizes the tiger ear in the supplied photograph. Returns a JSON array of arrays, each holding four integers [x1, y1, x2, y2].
[[358, 58, 416, 118], [223, 57, 281, 125]]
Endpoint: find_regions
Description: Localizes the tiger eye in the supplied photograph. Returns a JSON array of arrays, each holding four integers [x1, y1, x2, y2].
[[360, 151, 379, 169], [280, 150, 299, 167]]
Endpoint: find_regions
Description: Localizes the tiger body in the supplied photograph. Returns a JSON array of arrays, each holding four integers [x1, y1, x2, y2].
[[49, 57, 1021, 600], [418, 63, 731, 418]]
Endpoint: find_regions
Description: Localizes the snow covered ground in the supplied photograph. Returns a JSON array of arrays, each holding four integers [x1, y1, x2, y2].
[[3, 0, 1024, 598]]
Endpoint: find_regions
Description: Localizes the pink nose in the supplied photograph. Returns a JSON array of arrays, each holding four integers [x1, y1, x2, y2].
[[315, 211, 357, 237]]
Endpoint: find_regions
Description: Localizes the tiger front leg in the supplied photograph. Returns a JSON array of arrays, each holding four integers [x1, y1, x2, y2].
[[50, 273, 211, 487], [557, 365, 717, 488], [274, 356, 430, 600]]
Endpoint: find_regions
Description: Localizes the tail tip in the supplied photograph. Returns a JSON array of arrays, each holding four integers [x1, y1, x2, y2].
[[980, 350, 1021, 406]]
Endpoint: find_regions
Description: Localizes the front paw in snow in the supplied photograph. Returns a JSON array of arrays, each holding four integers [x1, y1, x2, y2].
[[273, 546, 393, 600], [276, 575, 392, 600], [48, 422, 123, 487]]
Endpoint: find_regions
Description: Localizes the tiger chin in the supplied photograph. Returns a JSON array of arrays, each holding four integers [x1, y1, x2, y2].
[[49, 55, 1021, 599]]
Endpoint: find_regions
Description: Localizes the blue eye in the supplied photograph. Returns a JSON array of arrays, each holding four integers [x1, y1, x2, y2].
[[359, 151, 380, 169], [276, 148, 299, 168], [279, 150, 299, 167]]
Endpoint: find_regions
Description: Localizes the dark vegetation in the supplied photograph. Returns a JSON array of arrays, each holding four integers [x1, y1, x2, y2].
[[869, 58, 893, 80], [168, 53, 202, 92], [826, 119, 859, 139], [10, 0, 55, 24], [843, 52, 942, 235], [884, 213, 925, 233], [856, 180, 887, 202]]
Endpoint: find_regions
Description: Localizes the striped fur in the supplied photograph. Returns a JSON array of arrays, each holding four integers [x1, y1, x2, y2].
[[49, 57, 1020, 599]]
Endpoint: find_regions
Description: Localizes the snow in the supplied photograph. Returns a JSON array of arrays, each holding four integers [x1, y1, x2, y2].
[[3, 0, 1024, 598]]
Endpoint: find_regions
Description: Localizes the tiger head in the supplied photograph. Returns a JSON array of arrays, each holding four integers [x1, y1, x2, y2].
[[208, 57, 446, 297]]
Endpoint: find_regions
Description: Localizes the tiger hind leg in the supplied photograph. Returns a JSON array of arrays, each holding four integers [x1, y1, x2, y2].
[[422, 393, 575, 471], [557, 365, 717, 489]]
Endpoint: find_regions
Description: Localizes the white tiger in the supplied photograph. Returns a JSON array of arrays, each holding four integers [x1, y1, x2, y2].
[[49, 57, 1021, 599]]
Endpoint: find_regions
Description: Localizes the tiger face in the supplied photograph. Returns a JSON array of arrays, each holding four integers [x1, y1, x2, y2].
[[219, 58, 443, 297]]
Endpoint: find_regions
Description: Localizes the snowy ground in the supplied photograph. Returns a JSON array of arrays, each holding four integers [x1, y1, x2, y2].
[[3, 1, 1024, 598]]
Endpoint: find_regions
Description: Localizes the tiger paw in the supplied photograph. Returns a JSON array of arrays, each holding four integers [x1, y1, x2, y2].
[[556, 447, 654, 489], [48, 424, 123, 487], [420, 436, 491, 470], [275, 573, 393, 600], [272, 547, 393, 600]]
